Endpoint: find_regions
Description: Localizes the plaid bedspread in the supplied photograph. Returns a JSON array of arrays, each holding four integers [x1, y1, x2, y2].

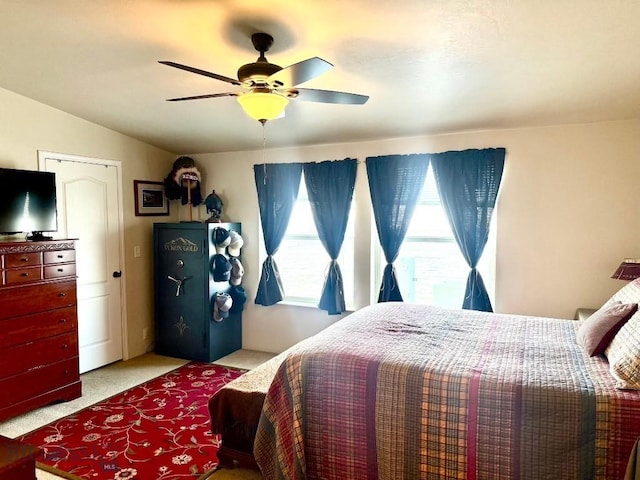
[[254, 302, 640, 480]]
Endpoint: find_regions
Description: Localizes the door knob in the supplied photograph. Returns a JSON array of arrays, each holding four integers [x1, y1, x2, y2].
[[113, 271, 122, 278]]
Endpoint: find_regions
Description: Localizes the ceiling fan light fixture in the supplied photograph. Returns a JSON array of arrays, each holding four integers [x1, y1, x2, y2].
[[237, 92, 289, 123]]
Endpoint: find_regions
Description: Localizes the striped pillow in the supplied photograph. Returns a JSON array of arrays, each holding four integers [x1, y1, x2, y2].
[[604, 279, 640, 389], [605, 315, 640, 389]]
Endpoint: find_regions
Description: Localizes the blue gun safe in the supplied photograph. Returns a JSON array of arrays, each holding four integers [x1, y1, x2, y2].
[[153, 222, 242, 362]]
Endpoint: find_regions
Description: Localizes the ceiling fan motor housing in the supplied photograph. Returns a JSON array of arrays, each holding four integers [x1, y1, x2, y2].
[[237, 61, 282, 85], [237, 32, 283, 85]]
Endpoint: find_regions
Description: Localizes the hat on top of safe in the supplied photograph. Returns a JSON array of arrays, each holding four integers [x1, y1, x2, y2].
[[227, 230, 244, 257], [213, 227, 230, 254], [229, 257, 244, 286], [212, 253, 232, 282], [213, 292, 232, 322]]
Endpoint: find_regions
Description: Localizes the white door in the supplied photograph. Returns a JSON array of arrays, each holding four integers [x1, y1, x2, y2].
[[40, 153, 124, 373]]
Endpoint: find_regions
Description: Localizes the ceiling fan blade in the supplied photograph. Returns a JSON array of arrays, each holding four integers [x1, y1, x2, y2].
[[290, 88, 369, 105], [166, 92, 239, 102], [158, 61, 241, 86], [268, 57, 333, 87]]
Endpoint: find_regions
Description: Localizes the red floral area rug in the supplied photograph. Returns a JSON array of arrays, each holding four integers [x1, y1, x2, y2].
[[18, 362, 245, 480]]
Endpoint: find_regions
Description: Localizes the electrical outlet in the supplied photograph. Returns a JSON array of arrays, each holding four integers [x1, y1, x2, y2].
[[143, 327, 149, 340], [134, 245, 141, 258]]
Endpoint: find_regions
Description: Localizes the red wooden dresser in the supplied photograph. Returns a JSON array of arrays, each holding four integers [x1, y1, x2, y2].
[[0, 239, 81, 421]]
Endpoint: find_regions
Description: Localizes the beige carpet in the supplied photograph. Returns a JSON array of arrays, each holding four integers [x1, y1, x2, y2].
[[0, 351, 273, 480]]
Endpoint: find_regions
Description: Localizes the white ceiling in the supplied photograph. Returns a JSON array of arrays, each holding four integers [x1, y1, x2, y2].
[[1, 1, 639, 154]]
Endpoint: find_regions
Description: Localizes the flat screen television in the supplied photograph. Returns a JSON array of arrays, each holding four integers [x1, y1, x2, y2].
[[0, 168, 58, 240]]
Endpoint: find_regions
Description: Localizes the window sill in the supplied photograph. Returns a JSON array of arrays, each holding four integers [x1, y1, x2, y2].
[[279, 299, 318, 309], [279, 298, 354, 315]]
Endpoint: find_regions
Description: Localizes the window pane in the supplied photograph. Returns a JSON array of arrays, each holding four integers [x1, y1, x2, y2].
[[286, 200, 317, 235], [274, 174, 355, 307], [394, 241, 469, 308], [418, 165, 440, 203], [276, 237, 329, 300], [376, 167, 471, 308], [276, 236, 354, 303], [406, 204, 453, 238]]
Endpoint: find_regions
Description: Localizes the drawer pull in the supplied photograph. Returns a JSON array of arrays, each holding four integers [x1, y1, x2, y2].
[[61, 344, 68, 350], [63, 370, 69, 375], [60, 318, 67, 324], [57, 254, 64, 259], [58, 292, 67, 297], [57, 268, 64, 272], [21, 272, 29, 277], [20, 257, 29, 262]]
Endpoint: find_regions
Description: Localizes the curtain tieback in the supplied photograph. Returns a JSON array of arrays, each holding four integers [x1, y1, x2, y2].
[[323, 258, 341, 278], [330, 258, 339, 275], [380, 263, 397, 293], [264, 255, 275, 282]]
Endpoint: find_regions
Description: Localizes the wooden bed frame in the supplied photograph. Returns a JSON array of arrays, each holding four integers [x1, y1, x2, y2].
[[208, 350, 287, 470], [216, 438, 260, 470]]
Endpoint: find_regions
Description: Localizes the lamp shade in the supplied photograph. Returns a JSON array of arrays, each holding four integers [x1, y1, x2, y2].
[[611, 261, 640, 280], [237, 92, 288, 122]]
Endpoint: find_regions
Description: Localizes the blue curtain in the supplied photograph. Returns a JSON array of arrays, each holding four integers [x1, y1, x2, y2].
[[303, 159, 357, 315], [254, 163, 303, 306], [366, 154, 429, 302], [431, 148, 505, 312]]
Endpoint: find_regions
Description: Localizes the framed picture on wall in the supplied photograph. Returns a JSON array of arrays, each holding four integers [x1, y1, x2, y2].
[[134, 180, 169, 216]]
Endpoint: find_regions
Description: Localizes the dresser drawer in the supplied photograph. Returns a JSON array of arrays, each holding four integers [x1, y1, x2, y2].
[[0, 280, 76, 320], [0, 332, 78, 379], [0, 357, 79, 407], [4, 266, 43, 285], [44, 250, 76, 265], [0, 306, 77, 349], [3, 252, 42, 268], [44, 263, 76, 279]]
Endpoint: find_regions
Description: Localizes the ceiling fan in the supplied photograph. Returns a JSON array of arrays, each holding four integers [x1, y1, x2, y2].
[[159, 32, 369, 123]]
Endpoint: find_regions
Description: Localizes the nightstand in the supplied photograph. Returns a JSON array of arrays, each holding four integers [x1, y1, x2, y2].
[[575, 308, 597, 321]]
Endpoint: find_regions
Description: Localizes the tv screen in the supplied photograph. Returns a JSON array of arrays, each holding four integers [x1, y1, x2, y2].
[[0, 168, 58, 237]]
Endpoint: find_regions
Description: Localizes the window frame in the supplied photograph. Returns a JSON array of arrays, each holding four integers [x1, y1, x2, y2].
[[371, 166, 497, 307], [271, 175, 356, 309]]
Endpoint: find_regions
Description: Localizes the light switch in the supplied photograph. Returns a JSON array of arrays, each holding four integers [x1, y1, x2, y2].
[[134, 245, 141, 258]]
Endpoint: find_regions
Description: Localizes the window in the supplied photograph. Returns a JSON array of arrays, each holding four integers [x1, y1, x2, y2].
[[265, 165, 495, 312], [374, 167, 493, 308], [273, 174, 355, 307]]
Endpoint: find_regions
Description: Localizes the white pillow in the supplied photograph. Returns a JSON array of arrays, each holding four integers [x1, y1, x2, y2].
[[605, 278, 640, 305], [602, 279, 640, 389], [605, 312, 640, 389]]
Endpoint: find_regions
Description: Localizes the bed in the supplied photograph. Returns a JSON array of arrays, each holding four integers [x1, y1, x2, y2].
[[208, 332, 325, 469], [248, 287, 640, 480], [208, 348, 288, 469]]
